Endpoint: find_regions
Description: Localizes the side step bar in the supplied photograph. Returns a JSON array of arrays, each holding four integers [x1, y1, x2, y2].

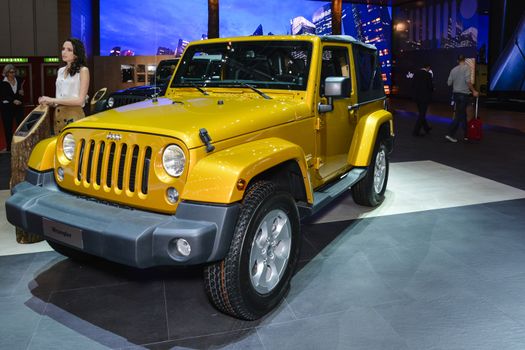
[[298, 168, 366, 219]]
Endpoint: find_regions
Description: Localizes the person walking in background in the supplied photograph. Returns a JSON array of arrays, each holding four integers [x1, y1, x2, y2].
[[445, 55, 479, 143], [412, 63, 434, 136], [0, 64, 25, 152], [38, 38, 89, 134]]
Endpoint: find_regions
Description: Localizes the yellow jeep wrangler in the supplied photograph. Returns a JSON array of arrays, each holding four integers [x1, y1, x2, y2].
[[6, 35, 394, 320]]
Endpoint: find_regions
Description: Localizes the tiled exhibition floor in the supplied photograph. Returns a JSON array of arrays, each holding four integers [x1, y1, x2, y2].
[[1, 102, 525, 349]]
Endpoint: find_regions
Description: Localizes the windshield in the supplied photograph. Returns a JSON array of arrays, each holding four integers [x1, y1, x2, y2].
[[171, 40, 312, 91]]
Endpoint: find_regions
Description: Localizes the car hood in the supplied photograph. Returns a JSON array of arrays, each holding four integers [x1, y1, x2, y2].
[[71, 95, 311, 149]]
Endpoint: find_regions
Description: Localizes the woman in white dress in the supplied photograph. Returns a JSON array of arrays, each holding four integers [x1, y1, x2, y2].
[[38, 38, 90, 133]]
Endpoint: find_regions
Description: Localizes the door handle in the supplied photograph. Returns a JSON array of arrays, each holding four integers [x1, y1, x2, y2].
[[347, 104, 359, 111]]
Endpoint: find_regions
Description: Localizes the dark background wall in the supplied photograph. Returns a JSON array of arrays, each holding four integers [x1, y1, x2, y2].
[[0, 0, 59, 56], [391, 0, 490, 102]]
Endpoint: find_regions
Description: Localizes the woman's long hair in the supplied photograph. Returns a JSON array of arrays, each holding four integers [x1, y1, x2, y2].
[[65, 38, 87, 77]]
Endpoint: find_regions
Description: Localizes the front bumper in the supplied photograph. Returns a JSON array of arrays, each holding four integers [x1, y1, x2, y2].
[[6, 169, 239, 268]]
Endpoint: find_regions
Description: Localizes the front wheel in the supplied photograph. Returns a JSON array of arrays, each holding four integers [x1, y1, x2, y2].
[[352, 140, 389, 207], [204, 181, 300, 320]]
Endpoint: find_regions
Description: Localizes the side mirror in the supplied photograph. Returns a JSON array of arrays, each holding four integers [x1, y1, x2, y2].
[[324, 76, 351, 97], [318, 77, 351, 113]]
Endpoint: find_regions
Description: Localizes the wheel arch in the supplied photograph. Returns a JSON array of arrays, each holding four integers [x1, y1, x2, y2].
[[249, 159, 308, 204], [181, 138, 313, 204], [347, 109, 393, 167]]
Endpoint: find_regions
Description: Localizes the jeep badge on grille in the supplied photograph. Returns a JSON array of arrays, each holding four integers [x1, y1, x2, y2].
[[107, 132, 122, 141]]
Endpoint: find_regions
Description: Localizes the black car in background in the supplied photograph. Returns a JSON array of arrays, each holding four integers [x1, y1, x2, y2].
[[94, 59, 179, 112]]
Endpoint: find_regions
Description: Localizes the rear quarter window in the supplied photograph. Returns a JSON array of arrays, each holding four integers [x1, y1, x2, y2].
[[353, 46, 384, 103]]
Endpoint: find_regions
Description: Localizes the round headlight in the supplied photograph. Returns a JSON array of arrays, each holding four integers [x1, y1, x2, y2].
[[62, 133, 76, 160], [107, 97, 115, 108], [162, 145, 186, 177]]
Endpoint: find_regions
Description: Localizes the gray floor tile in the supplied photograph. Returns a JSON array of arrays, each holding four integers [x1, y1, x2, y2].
[[123, 330, 265, 350], [286, 251, 411, 318], [432, 233, 525, 280], [17, 253, 148, 307], [375, 291, 525, 350], [361, 242, 485, 302], [0, 294, 43, 350], [313, 220, 403, 259], [0, 253, 35, 297], [28, 313, 117, 350], [39, 281, 169, 346], [257, 307, 409, 350], [465, 272, 525, 327], [11, 251, 66, 299]]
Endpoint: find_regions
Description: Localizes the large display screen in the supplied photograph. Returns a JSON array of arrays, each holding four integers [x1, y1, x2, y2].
[[99, 0, 207, 56], [220, 1, 392, 91], [489, 1, 525, 92], [99, 0, 392, 90], [219, 0, 327, 37], [393, 0, 488, 57], [71, 0, 93, 57]]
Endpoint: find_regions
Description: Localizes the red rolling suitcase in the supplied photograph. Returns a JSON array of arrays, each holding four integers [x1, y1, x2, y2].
[[467, 97, 482, 140]]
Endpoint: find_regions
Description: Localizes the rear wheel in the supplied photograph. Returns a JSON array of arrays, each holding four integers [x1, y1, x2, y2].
[[204, 181, 300, 320], [352, 139, 389, 207]]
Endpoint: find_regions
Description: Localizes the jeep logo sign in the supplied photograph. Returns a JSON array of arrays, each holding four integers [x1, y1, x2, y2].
[[106, 132, 122, 141]]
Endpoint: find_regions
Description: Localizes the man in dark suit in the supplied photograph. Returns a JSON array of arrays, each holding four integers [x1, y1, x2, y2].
[[412, 64, 434, 136]]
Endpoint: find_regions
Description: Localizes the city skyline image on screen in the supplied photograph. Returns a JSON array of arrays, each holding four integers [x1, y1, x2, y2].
[[100, 0, 392, 90]]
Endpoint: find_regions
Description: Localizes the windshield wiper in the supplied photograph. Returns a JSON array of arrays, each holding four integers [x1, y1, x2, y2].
[[172, 82, 209, 95], [237, 82, 272, 100], [191, 82, 209, 96]]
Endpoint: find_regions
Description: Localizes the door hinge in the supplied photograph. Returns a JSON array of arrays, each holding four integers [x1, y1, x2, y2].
[[315, 117, 322, 130]]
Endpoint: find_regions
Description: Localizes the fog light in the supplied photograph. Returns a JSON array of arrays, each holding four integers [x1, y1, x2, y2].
[[176, 238, 191, 257], [57, 167, 64, 181], [166, 187, 179, 203]]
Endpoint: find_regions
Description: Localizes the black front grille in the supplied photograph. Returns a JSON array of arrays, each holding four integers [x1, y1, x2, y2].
[[112, 95, 148, 108], [76, 140, 152, 194]]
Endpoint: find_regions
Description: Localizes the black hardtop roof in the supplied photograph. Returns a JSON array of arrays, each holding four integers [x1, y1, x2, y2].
[[320, 35, 377, 51]]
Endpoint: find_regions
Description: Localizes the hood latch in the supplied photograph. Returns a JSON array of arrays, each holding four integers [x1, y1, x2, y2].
[[199, 128, 215, 153]]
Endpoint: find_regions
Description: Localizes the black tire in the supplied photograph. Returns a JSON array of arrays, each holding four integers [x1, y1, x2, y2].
[[351, 140, 389, 207], [47, 240, 92, 262], [204, 181, 300, 320]]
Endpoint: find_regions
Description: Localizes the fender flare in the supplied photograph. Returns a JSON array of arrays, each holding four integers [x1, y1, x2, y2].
[[182, 138, 312, 204], [28, 137, 57, 171], [347, 110, 393, 167]]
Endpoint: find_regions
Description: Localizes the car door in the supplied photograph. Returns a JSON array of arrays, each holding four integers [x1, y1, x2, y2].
[[315, 44, 358, 181]]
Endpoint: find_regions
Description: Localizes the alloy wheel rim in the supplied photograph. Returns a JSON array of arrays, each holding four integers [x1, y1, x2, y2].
[[249, 209, 292, 294], [373, 149, 387, 194]]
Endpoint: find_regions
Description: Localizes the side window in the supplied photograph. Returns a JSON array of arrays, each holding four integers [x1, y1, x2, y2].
[[320, 46, 350, 97], [354, 46, 384, 103]]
